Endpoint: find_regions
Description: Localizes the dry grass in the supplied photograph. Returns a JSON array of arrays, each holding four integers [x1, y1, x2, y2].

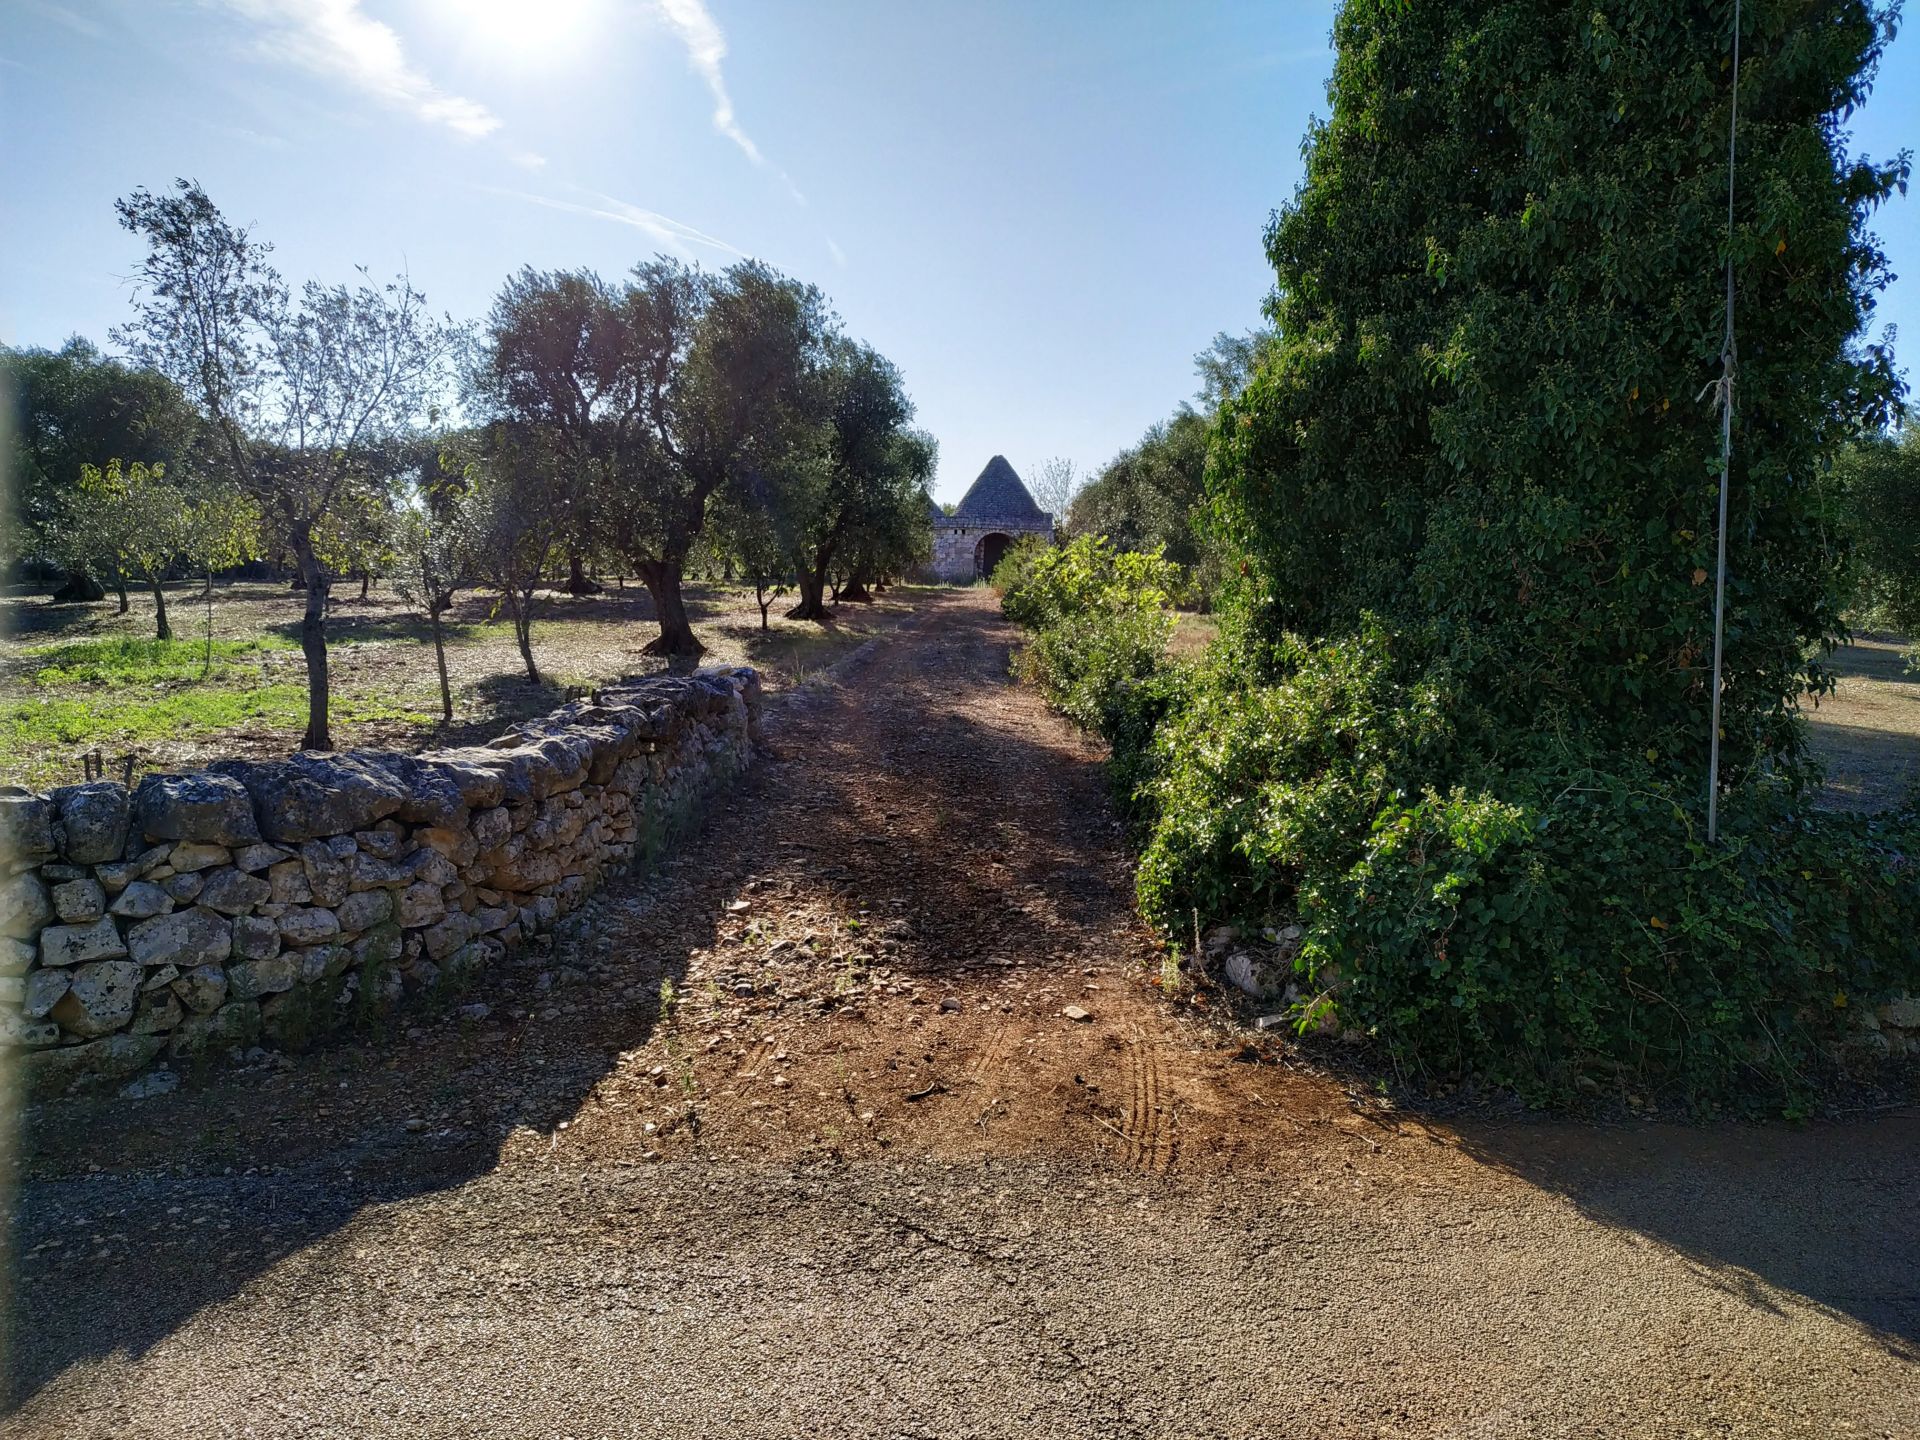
[[0, 578, 931, 791], [1805, 629, 1920, 812]]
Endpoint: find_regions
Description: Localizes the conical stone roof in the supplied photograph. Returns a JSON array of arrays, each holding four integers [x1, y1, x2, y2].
[[953, 456, 1046, 522]]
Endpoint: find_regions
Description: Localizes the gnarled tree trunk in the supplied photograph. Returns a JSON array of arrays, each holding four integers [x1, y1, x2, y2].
[[428, 603, 453, 721], [564, 552, 602, 596], [148, 578, 172, 641], [637, 557, 703, 657], [290, 527, 332, 751], [51, 568, 105, 603]]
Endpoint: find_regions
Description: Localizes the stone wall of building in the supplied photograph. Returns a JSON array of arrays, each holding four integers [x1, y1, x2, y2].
[[0, 667, 762, 1092], [929, 515, 1053, 583]]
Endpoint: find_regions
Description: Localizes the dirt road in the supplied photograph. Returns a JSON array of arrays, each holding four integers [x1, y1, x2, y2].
[[5, 589, 1917, 1437]]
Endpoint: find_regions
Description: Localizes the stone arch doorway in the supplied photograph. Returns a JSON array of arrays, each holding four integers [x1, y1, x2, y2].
[[975, 532, 1014, 581]]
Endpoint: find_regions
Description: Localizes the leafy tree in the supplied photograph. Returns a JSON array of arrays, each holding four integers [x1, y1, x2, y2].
[[707, 480, 794, 630], [1830, 421, 1920, 633], [390, 504, 464, 720], [474, 258, 823, 657], [1210, 0, 1907, 792], [786, 341, 926, 618], [455, 427, 568, 684], [62, 460, 252, 640], [1069, 412, 1210, 568], [1026, 455, 1084, 532], [2, 338, 198, 599], [1189, 328, 1272, 414], [834, 433, 937, 600], [114, 179, 453, 749]]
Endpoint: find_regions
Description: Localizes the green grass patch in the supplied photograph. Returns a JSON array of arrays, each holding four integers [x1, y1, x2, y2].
[[26, 635, 298, 687], [0, 684, 435, 787]]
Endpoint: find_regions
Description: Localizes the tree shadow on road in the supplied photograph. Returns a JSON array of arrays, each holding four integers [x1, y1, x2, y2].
[[1, 803, 731, 1410], [1438, 1108, 1920, 1355]]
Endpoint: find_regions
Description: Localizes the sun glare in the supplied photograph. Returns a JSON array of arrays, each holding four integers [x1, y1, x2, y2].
[[431, 0, 604, 68]]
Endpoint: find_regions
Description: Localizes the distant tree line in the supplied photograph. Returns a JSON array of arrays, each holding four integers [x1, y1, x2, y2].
[[1039, 329, 1270, 607], [2, 179, 935, 750]]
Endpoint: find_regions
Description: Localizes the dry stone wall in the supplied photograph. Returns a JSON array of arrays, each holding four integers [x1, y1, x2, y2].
[[0, 667, 762, 1092]]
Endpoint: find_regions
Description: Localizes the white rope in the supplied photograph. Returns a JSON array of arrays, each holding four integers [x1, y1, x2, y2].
[[1705, 0, 1741, 844]]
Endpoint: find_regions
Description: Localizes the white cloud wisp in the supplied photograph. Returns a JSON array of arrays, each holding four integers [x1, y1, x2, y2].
[[214, 0, 501, 139], [486, 185, 746, 259], [655, 0, 759, 163]]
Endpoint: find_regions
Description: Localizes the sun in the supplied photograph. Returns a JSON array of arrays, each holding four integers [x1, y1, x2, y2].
[[429, 0, 605, 69]]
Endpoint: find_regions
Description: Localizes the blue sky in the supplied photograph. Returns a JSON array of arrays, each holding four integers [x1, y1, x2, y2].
[[2, 1, 1916, 503]]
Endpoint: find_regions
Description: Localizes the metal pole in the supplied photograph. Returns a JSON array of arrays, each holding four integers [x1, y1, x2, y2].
[[1707, 0, 1741, 845], [1707, 369, 1731, 843]]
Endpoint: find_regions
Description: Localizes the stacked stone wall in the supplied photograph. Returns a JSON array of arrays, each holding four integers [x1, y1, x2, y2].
[[929, 515, 1052, 583], [0, 667, 762, 1091]]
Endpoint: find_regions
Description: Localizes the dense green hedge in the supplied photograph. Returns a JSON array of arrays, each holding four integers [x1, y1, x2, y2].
[[1006, 4, 1920, 1109], [1003, 558, 1920, 1108]]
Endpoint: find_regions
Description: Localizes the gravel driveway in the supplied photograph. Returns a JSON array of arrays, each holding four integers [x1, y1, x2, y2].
[[5, 589, 1916, 1437]]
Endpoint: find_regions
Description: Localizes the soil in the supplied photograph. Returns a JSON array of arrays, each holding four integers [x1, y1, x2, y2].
[[4, 589, 1917, 1436], [1805, 628, 1920, 811], [0, 578, 921, 788]]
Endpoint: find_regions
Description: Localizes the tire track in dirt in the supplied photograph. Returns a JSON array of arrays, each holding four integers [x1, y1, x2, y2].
[[1121, 1017, 1175, 1173]]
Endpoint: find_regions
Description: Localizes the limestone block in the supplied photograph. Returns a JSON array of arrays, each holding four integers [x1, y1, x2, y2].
[[472, 906, 513, 935], [415, 826, 479, 866], [267, 859, 313, 905], [231, 914, 281, 961], [25, 1033, 163, 1089], [406, 848, 460, 888], [0, 937, 33, 976], [161, 872, 205, 903], [337, 888, 393, 934], [472, 806, 511, 850], [109, 881, 173, 919], [346, 851, 408, 892], [299, 840, 349, 906], [351, 922, 403, 968], [353, 825, 408, 860], [50, 959, 143, 1036], [126, 907, 231, 969], [209, 753, 407, 843], [396, 882, 446, 928], [131, 990, 184, 1034], [51, 782, 130, 865], [198, 866, 271, 915], [296, 943, 352, 981], [168, 1000, 260, 1059], [420, 911, 475, 961], [167, 843, 232, 874], [40, 915, 130, 967], [232, 842, 291, 874], [0, 872, 53, 940], [133, 773, 260, 846], [52, 877, 106, 924], [24, 967, 71, 1018], [1879, 995, 1920, 1030], [170, 963, 228, 1014], [277, 907, 341, 947], [0, 792, 56, 871], [94, 845, 169, 892], [229, 956, 299, 1000]]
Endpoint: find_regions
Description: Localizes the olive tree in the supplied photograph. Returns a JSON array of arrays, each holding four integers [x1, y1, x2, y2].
[[2, 339, 199, 602], [473, 258, 824, 657], [114, 179, 453, 749], [390, 504, 464, 720], [785, 341, 927, 619], [60, 460, 253, 640], [455, 426, 569, 684]]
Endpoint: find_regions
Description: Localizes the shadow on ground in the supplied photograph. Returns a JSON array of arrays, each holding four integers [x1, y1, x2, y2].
[[7, 589, 1918, 1412]]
